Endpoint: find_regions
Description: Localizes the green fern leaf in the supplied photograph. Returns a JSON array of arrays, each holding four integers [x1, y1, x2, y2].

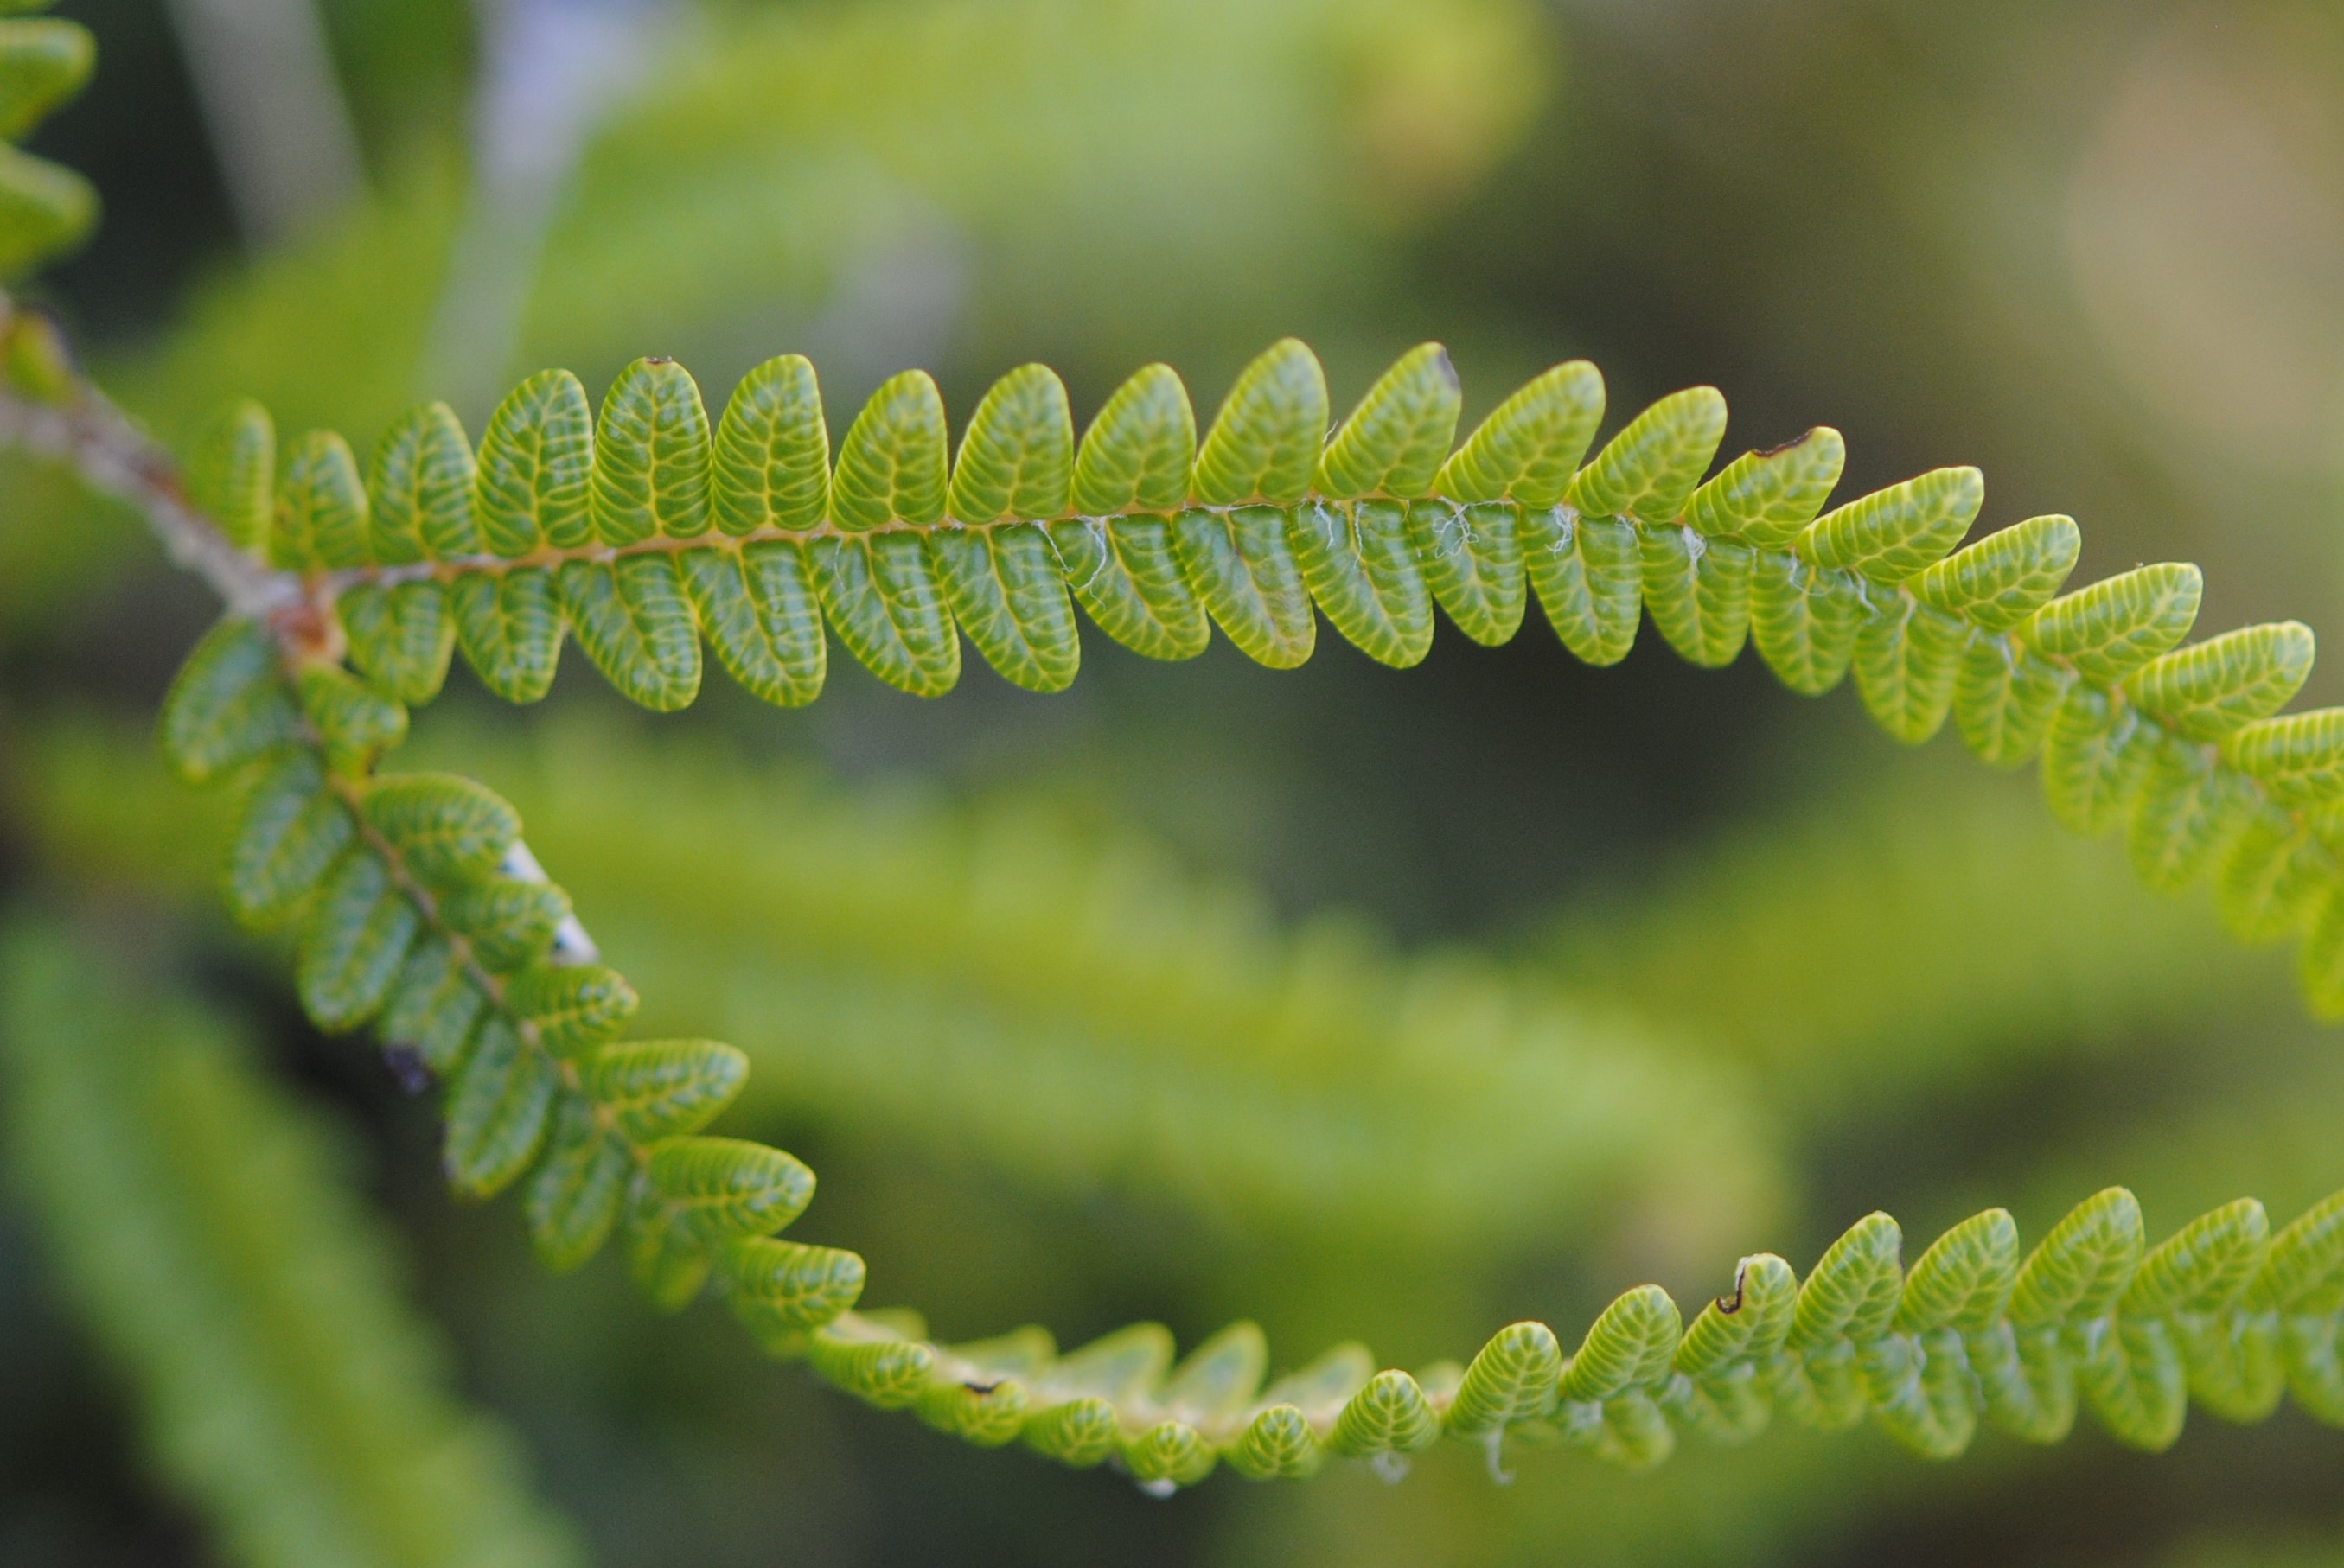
[[808, 1323, 937, 1410], [1525, 511, 1641, 665], [2024, 562, 2204, 686], [438, 873, 570, 971], [295, 661, 407, 773], [1327, 1367, 1440, 1458], [626, 1172, 712, 1310], [646, 1135, 816, 1240], [554, 555, 702, 711], [1852, 596, 1964, 744], [451, 569, 565, 703], [523, 1095, 631, 1271], [591, 356, 712, 545], [1911, 513, 2079, 631], [1044, 515, 1209, 660], [1560, 1285, 1681, 1403], [1121, 1420, 1216, 1487], [1566, 386, 1726, 524], [2128, 738, 2258, 894], [2251, 1192, 2344, 1315], [680, 542, 826, 706], [1895, 1208, 2018, 1334], [1286, 499, 1432, 667], [2041, 685, 2153, 835], [588, 1039, 749, 1142], [503, 962, 637, 1057], [1748, 552, 1863, 695], [1951, 633, 2070, 767], [2129, 622, 2315, 742], [340, 583, 456, 705], [1434, 359, 1604, 507], [1191, 337, 1326, 507], [1640, 528, 1752, 667], [187, 398, 273, 558], [1798, 467, 1983, 584], [2011, 1188, 2143, 1327], [1169, 504, 1317, 667], [0, 139, 93, 276], [1070, 362, 1194, 516], [1674, 1254, 1798, 1377], [476, 370, 594, 556], [1684, 426, 1844, 545], [723, 1238, 867, 1339], [949, 362, 1074, 523], [444, 1014, 558, 1199], [2222, 709, 2344, 806], [809, 532, 961, 695], [361, 772, 520, 883], [2124, 1199, 2268, 1318], [1408, 499, 1525, 646], [272, 429, 368, 571], [225, 749, 352, 925], [380, 934, 486, 1075], [1159, 1322, 1268, 1424], [1446, 1321, 1562, 1440], [296, 850, 419, 1030], [2217, 805, 2328, 943], [1790, 1213, 1904, 1352], [1315, 342, 1460, 500], [712, 354, 829, 533], [161, 618, 300, 782], [0, 17, 92, 142], [832, 369, 949, 530], [1226, 1405, 1317, 1479], [930, 523, 1082, 691], [367, 399, 477, 561]]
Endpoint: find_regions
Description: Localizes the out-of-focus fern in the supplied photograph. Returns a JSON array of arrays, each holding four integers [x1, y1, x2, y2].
[[12, 710, 1786, 1263], [1541, 760, 2292, 1125], [6, 12, 2344, 1501], [0, 919, 582, 1568]]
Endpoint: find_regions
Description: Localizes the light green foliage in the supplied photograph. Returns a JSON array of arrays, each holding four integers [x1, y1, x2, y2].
[[0, 923, 580, 1567], [0, 4, 90, 277]]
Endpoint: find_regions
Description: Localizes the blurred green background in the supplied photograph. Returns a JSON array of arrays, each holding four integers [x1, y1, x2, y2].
[[3, 0, 2343, 1563]]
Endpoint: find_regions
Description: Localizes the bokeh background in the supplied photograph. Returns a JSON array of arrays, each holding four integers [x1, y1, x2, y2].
[[3, 0, 2344, 1563]]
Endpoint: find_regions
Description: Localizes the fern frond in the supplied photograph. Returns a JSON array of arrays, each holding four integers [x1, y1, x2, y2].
[[12, 195, 2344, 1488], [0, 920, 581, 1566], [156, 341, 2340, 1007], [125, 608, 2344, 1489]]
